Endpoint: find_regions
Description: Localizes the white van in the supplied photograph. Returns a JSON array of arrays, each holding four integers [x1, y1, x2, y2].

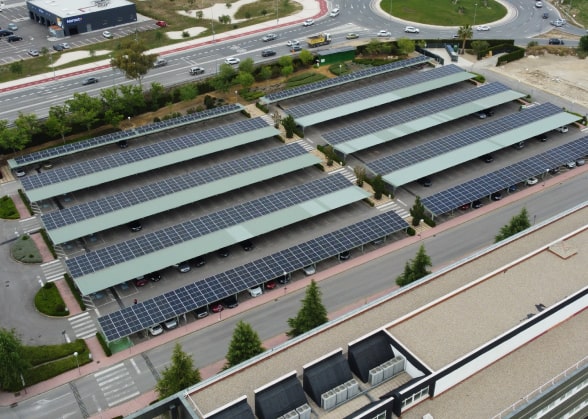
[[330, 8, 340, 17]]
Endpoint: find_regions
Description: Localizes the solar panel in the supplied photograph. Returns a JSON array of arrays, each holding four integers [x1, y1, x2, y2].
[[41, 143, 310, 233], [12, 104, 243, 167], [286, 65, 466, 119], [20, 117, 270, 194], [323, 82, 513, 145], [367, 103, 564, 175], [261, 56, 430, 103], [422, 136, 588, 215], [97, 211, 409, 341], [66, 174, 354, 279]]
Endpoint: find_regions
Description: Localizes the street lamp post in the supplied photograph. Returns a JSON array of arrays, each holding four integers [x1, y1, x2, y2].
[[473, 3, 478, 27], [211, 8, 215, 42], [276, 0, 279, 24], [73, 351, 80, 375]]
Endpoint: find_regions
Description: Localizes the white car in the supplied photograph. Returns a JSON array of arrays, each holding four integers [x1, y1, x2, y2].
[[535, 1, 543, 7], [148, 324, 163, 336], [303, 19, 314, 27], [286, 40, 300, 47], [163, 318, 178, 330], [404, 26, 420, 33], [302, 265, 316, 276], [526, 177, 539, 185], [555, 126, 568, 133], [476, 25, 490, 31], [224, 57, 240, 65], [247, 286, 263, 297], [377, 30, 392, 37], [565, 161, 576, 169], [102, 31, 113, 39]]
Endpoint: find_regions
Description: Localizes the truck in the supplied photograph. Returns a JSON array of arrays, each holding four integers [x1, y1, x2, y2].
[[307, 33, 331, 48]]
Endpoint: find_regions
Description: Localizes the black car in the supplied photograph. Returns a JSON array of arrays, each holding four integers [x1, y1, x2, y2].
[[117, 139, 128, 148], [491, 192, 502, 201], [0, 30, 14, 37], [7, 35, 23, 43], [193, 255, 206, 267], [338, 250, 351, 260], [53, 44, 64, 51], [535, 134, 548, 142], [194, 306, 209, 319], [82, 77, 99, 85], [418, 177, 432, 187], [480, 154, 494, 163], [240, 240, 254, 251], [128, 220, 142, 232], [542, 12, 549, 19], [278, 272, 291, 284], [217, 247, 230, 258], [146, 271, 162, 282], [290, 45, 302, 52], [483, 108, 495, 117], [548, 38, 563, 45], [261, 50, 276, 57], [472, 200, 483, 209], [222, 295, 238, 308]]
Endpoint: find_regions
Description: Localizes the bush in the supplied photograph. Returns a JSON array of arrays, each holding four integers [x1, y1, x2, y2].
[[406, 227, 416, 236], [64, 273, 86, 311], [35, 282, 69, 316], [18, 189, 32, 216], [24, 339, 87, 366], [0, 195, 19, 219], [40, 229, 57, 258], [255, 102, 269, 113], [96, 332, 112, 357]]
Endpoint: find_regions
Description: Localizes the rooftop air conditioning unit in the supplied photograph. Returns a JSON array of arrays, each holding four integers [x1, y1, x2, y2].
[[321, 390, 336, 410], [335, 384, 348, 404], [346, 379, 359, 397], [392, 356, 405, 375], [382, 360, 395, 379], [284, 410, 299, 419], [369, 366, 384, 385], [296, 403, 311, 419]]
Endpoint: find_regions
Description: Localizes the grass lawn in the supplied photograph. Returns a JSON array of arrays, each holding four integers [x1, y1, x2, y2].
[[35, 282, 69, 316], [0, 195, 19, 219], [10, 234, 42, 263], [380, 0, 507, 26]]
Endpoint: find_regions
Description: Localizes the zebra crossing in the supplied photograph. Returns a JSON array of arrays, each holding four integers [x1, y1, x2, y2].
[[293, 139, 314, 152], [19, 216, 42, 234], [68, 311, 98, 340], [376, 200, 410, 218], [41, 259, 66, 282], [94, 363, 141, 408], [328, 166, 357, 183]]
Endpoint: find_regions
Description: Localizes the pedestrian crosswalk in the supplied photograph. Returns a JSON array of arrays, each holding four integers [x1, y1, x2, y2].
[[94, 363, 141, 408], [376, 200, 410, 218], [68, 312, 98, 340], [19, 216, 42, 234], [328, 166, 357, 184], [40, 259, 66, 283], [293, 139, 314, 152]]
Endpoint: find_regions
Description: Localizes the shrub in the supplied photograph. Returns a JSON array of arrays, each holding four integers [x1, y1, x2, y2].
[[40, 229, 57, 258], [96, 332, 112, 357], [35, 282, 69, 316], [255, 102, 269, 113], [18, 189, 32, 216], [64, 273, 86, 311], [0, 196, 19, 219]]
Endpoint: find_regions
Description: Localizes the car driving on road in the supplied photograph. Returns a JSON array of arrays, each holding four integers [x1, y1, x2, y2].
[[82, 77, 99, 85], [377, 30, 391, 37], [302, 19, 314, 26], [224, 57, 240, 65], [404, 26, 420, 33]]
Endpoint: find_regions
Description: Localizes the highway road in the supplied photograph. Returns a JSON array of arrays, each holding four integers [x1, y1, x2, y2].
[[2, 167, 586, 418]]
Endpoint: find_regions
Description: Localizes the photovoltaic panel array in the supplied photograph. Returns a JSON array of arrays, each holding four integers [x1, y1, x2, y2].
[[367, 103, 564, 175], [98, 211, 409, 341], [12, 104, 242, 167], [66, 174, 353, 279], [322, 82, 512, 145], [285, 64, 466, 119], [41, 143, 311, 232], [20, 117, 269, 193], [422, 136, 588, 215], [261, 55, 430, 103]]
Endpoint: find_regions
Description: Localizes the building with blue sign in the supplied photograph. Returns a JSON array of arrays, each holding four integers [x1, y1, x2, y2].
[[26, 0, 136, 37]]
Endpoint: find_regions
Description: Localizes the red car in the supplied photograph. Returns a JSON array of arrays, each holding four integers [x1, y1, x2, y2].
[[210, 303, 224, 313], [156, 20, 167, 27], [265, 280, 277, 290]]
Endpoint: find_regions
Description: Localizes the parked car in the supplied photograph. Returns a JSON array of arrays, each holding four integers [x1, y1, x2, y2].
[[535, 134, 548, 142], [102, 31, 113, 39], [302, 265, 316, 276], [262, 33, 278, 42], [265, 280, 277, 290], [59, 42, 71, 49], [476, 25, 490, 31], [302, 19, 314, 27], [377, 30, 391, 37], [548, 167, 560, 175], [512, 141, 525, 150], [418, 177, 432, 187], [278, 273, 290, 284], [459, 203, 470, 211], [474, 111, 487, 119], [224, 57, 240, 65], [472, 200, 483, 209], [173, 261, 191, 273], [155, 20, 167, 27], [223, 295, 239, 308], [42, 161, 54, 169], [526, 177, 539, 185], [338, 250, 351, 261], [0, 30, 14, 37], [491, 192, 503, 201], [53, 44, 65, 51], [14, 168, 26, 177], [217, 247, 230, 258], [146, 271, 162, 282], [261, 50, 276, 57], [148, 324, 163, 336], [210, 302, 224, 313], [117, 139, 128, 148], [508, 184, 518, 192], [193, 255, 206, 267], [128, 220, 142, 232], [483, 108, 495, 117], [404, 26, 420, 33], [27, 49, 40, 57], [134, 276, 149, 287], [576, 158, 585, 166], [163, 318, 178, 330], [194, 306, 209, 319], [240, 240, 254, 251], [346, 33, 359, 40], [555, 125, 568, 132], [565, 161, 576, 169], [248, 286, 263, 297], [7, 35, 22, 43], [7, 23, 18, 31], [548, 38, 564, 45], [480, 154, 494, 163], [82, 77, 99, 85]]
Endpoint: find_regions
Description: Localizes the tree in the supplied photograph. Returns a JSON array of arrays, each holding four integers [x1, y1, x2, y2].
[[224, 321, 265, 369], [396, 38, 415, 55], [371, 174, 386, 199], [260, 65, 273, 81], [277, 55, 293, 68], [148, 82, 167, 110], [299, 49, 314, 66], [281, 65, 294, 77], [180, 83, 199, 101], [281, 114, 296, 138], [396, 244, 431, 287], [409, 196, 426, 227], [238, 57, 255, 74], [117, 84, 146, 116], [209, 63, 236, 92], [46, 105, 72, 142], [110, 39, 157, 86], [0, 328, 29, 391], [66, 93, 103, 132], [155, 343, 201, 399], [579, 35, 588, 53], [236, 71, 255, 89], [14, 112, 40, 144], [471, 40, 490, 57], [457, 24, 473, 54], [354, 165, 366, 186], [287, 280, 328, 338], [495, 207, 531, 243]]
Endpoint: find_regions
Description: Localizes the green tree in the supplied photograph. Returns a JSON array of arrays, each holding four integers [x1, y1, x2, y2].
[[281, 114, 296, 138], [155, 343, 201, 399], [13, 112, 40, 149], [210, 63, 236, 92], [471, 40, 490, 57], [354, 165, 366, 187], [409, 196, 426, 227], [396, 38, 415, 55], [495, 207, 531, 243], [299, 49, 314, 65], [224, 321, 265, 369], [118, 84, 146, 116], [100, 87, 125, 127], [238, 57, 255, 74], [287, 280, 328, 338], [365, 40, 382, 56], [281, 65, 294, 77], [236, 71, 255, 89], [46, 105, 72, 142], [0, 328, 29, 391], [396, 245, 431, 286], [180, 83, 199, 101], [66, 93, 103, 132], [371, 174, 386, 200], [578, 35, 588, 52], [260, 65, 273, 81], [110, 39, 157, 86], [277, 55, 293, 68], [148, 82, 166, 110], [457, 24, 473, 54]]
